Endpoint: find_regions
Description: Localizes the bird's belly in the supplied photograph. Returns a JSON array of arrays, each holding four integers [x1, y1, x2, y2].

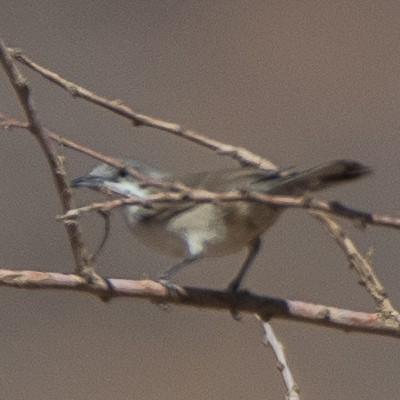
[[127, 218, 188, 258], [207, 204, 283, 256], [124, 203, 283, 259]]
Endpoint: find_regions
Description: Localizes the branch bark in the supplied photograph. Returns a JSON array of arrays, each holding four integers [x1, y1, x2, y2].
[[8, 47, 277, 170], [260, 320, 300, 400], [2, 39, 398, 400], [0, 268, 399, 338], [2, 113, 400, 232], [0, 40, 104, 288], [1, 43, 399, 339]]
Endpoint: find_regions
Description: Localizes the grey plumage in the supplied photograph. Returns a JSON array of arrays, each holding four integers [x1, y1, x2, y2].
[[72, 159, 370, 290]]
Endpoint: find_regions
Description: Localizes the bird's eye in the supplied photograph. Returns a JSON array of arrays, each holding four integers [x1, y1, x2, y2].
[[118, 168, 128, 177]]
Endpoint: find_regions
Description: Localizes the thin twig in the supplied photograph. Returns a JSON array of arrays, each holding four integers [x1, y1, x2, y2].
[[8, 47, 277, 170], [2, 114, 400, 231], [259, 319, 300, 400], [0, 267, 399, 338], [56, 191, 400, 231], [0, 112, 213, 192], [312, 212, 398, 315], [0, 40, 102, 286], [2, 45, 399, 336]]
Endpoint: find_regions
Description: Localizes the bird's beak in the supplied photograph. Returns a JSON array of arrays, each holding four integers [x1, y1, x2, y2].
[[71, 175, 105, 189], [71, 175, 133, 197]]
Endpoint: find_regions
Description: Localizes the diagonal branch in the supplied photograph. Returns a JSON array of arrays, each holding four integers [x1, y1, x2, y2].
[[259, 320, 300, 400], [8, 47, 277, 170], [2, 113, 400, 231], [0, 112, 214, 193], [2, 45, 398, 335], [0, 40, 100, 285], [312, 212, 398, 315]]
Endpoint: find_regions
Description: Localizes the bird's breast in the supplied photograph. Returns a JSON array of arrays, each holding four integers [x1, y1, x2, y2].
[[122, 202, 283, 259]]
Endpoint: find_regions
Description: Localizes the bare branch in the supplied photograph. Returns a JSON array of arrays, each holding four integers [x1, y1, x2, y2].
[[8, 47, 277, 170], [56, 190, 400, 231], [2, 107, 399, 317], [0, 268, 399, 338], [3, 112, 400, 233], [4, 112, 400, 235], [2, 46, 399, 343], [0, 112, 213, 193], [259, 320, 300, 400], [0, 40, 101, 285], [312, 212, 398, 314]]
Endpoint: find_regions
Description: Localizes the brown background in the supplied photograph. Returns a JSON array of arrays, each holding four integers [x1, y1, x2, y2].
[[1, 2, 400, 399]]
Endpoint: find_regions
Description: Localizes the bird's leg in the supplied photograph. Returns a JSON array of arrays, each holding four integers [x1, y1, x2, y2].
[[228, 237, 261, 293], [156, 254, 203, 306], [91, 210, 111, 262], [227, 237, 261, 320], [158, 253, 203, 281]]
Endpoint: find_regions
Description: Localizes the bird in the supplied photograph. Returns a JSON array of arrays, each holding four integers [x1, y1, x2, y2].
[[71, 158, 370, 292]]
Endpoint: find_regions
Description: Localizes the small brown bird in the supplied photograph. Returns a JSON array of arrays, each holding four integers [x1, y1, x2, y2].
[[72, 159, 370, 291]]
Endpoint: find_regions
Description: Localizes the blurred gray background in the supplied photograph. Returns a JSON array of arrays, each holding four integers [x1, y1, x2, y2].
[[1, 1, 400, 399]]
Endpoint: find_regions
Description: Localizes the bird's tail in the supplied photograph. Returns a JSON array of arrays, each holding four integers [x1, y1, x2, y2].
[[266, 159, 371, 196]]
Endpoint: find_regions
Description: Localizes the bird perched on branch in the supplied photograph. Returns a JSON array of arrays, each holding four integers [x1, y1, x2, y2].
[[72, 158, 370, 292]]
